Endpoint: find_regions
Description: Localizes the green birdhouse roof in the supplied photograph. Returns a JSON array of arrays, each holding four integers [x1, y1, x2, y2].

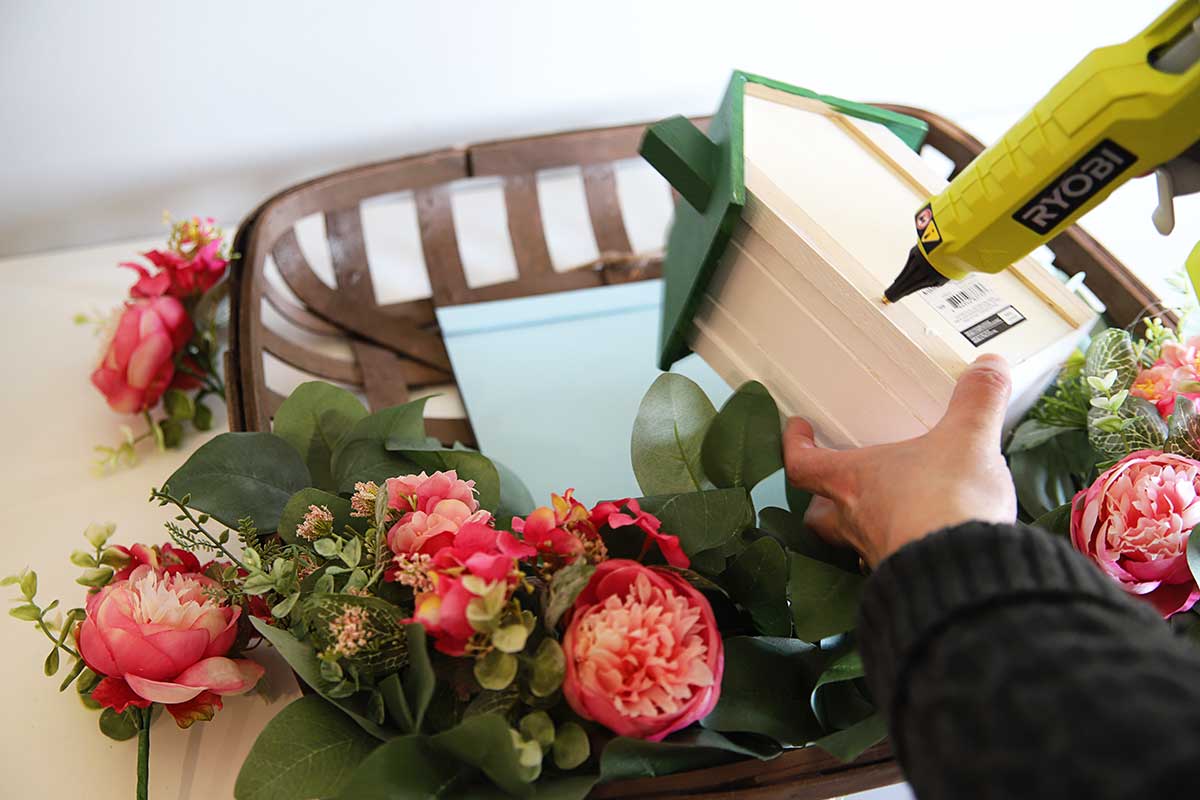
[[640, 70, 929, 370]]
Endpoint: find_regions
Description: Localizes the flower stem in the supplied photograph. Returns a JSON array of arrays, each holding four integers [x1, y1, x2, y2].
[[136, 705, 151, 800]]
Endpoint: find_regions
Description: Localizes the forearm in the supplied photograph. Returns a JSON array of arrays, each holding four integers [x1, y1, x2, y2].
[[859, 522, 1200, 800]]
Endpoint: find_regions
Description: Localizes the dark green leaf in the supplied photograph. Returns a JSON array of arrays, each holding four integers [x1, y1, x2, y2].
[[494, 458, 535, 530], [757, 507, 859, 571], [1007, 419, 1076, 453], [1032, 501, 1074, 537], [163, 388, 194, 421], [600, 728, 772, 783], [785, 483, 813, 517], [384, 445, 501, 512], [814, 648, 863, 690], [272, 381, 369, 492], [165, 432, 311, 531], [813, 675, 875, 731], [462, 686, 520, 721], [277, 489, 364, 545], [1165, 394, 1200, 458], [159, 418, 184, 448], [402, 623, 435, 732], [99, 708, 139, 741], [334, 735, 470, 800], [812, 712, 887, 763], [700, 381, 782, 490], [544, 560, 596, 631], [249, 617, 392, 740], [721, 537, 790, 635], [331, 399, 429, 493], [636, 488, 754, 559], [193, 400, 214, 431], [788, 553, 865, 643], [630, 373, 716, 495], [235, 694, 378, 800], [434, 714, 541, 792], [1009, 429, 1095, 520], [702, 636, 825, 745]]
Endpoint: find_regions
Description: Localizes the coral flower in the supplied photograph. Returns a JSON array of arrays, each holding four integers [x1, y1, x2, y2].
[[90, 297, 192, 414], [384, 471, 493, 563], [562, 559, 722, 741], [1071, 450, 1200, 617], [512, 489, 605, 566], [590, 498, 689, 568]]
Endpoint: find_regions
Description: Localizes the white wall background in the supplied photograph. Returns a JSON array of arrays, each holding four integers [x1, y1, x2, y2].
[[1, 0, 1197, 305]]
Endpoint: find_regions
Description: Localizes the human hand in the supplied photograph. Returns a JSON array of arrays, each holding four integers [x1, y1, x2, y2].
[[783, 354, 1018, 567]]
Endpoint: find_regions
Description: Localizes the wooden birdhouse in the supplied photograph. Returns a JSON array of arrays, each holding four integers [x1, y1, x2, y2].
[[640, 71, 1097, 449]]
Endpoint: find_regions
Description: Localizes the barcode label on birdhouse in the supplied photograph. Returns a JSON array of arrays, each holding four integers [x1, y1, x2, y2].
[[920, 279, 1025, 346]]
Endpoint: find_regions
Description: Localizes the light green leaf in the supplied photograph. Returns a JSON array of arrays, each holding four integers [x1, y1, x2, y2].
[[700, 381, 782, 490], [474, 650, 518, 690], [553, 722, 590, 770], [812, 712, 887, 763], [272, 382, 368, 492], [788, 553, 866, 643], [528, 639, 566, 698], [701, 636, 825, 745], [164, 432, 311, 531], [331, 399, 428, 493], [1087, 397, 1166, 463], [721, 537, 790, 636], [235, 695, 377, 800], [630, 373, 716, 495], [435, 714, 542, 792], [1083, 329, 1137, 394], [544, 560, 596, 631], [163, 388, 194, 421]]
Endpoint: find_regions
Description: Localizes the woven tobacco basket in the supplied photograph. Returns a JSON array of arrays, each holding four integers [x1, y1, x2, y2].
[[225, 106, 1167, 799]]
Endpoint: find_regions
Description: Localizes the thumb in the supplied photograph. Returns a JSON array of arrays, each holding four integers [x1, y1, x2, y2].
[[936, 354, 1012, 444], [783, 417, 849, 499]]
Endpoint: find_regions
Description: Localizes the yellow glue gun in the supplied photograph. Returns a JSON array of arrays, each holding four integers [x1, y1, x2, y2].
[[884, 0, 1200, 303]]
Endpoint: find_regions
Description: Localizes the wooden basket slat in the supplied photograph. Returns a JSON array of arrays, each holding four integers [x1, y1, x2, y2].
[[262, 279, 342, 335], [260, 327, 363, 385], [325, 206, 377, 307], [503, 173, 556, 278], [582, 162, 634, 254], [415, 184, 472, 305]]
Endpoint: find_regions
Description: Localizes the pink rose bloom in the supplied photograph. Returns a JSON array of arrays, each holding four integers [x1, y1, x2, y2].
[[385, 470, 492, 560], [123, 217, 230, 299], [589, 498, 689, 568], [1071, 450, 1200, 617], [78, 563, 264, 725], [90, 297, 192, 414], [562, 559, 723, 741], [1161, 336, 1200, 395], [411, 521, 535, 655], [111, 542, 203, 582]]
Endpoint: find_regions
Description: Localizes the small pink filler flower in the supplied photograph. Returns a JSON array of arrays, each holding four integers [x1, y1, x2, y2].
[[1071, 450, 1200, 617], [562, 559, 722, 741]]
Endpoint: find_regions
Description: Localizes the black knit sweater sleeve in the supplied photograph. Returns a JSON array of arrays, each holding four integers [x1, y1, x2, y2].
[[857, 522, 1200, 799]]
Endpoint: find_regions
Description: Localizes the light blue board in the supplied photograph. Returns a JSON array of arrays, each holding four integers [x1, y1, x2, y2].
[[436, 280, 788, 513]]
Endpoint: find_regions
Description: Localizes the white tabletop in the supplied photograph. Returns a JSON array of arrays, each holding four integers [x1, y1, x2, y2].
[[0, 237, 302, 799]]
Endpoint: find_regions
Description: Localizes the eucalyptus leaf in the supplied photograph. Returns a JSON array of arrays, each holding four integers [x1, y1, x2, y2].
[[334, 734, 470, 800], [630, 373, 716, 495], [700, 381, 782, 490], [235, 694, 378, 800], [164, 432, 310, 531], [788, 553, 866, 643], [701, 636, 825, 745], [635, 488, 754, 560], [1032, 501, 1074, 537], [812, 712, 887, 763], [1189, 524, 1200, 590], [814, 648, 864, 690], [757, 507, 859, 572], [331, 398, 429, 493], [272, 382, 369, 492], [721, 537, 790, 636], [435, 714, 543, 793], [494, 457, 536, 530], [1009, 429, 1095, 520], [1007, 419, 1076, 453]]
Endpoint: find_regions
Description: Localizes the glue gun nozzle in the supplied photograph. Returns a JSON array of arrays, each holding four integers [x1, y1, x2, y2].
[[880, 296, 891, 305], [883, 245, 949, 303]]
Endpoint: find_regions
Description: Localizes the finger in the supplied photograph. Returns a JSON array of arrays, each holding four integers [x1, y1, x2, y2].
[[936, 354, 1012, 445], [802, 496, 845, 546], [783, 417, 848, 498]]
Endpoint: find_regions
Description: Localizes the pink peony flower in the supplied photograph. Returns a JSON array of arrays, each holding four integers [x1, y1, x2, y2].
[[90, 297, 192, 414], [410, 521, 535, 655], [561, 559, 722, 741], [123, 217, 230, 299], [384, 471, 493, 565], [512, 489, 606, 566], [77, 563, 264, 726], [589, 498, 689, 569], [1071, 450, 1200, 617]]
